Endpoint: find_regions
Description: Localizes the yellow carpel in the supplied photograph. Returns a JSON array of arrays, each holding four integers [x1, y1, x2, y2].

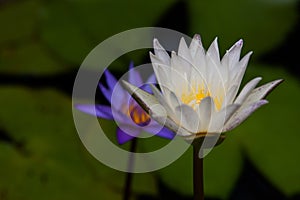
[[181, 86, 223, 110]]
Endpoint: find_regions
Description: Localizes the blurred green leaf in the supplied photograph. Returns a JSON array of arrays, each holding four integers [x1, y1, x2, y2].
[[0, 42, 67, 75], [40, 0, 176, 66], [188, 0, 297, 57], [154, 134, 242, 198], [40, 1, 92, 65], [0, 0, 38, 45], [0, 87, 157, 199], [234, 65, 300, 195]]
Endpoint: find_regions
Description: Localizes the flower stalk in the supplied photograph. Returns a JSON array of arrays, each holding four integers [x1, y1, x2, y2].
[[193, 143, 204, 200], [123, 137, 138, 200]]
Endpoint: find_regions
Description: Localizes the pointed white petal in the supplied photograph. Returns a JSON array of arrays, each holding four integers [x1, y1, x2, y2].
[[193, 44, 206, 75], [227, 51, 253, 100], [150, 84, 177, 121], [206, 37, 220, 63], [122, 80, 159, 113], [153, 38, 170, 65], [171, 51, 186, 74], [168, 89, 181, 109], [189, 34, 203, 58], [178, 37, 192, 62], [175, 104, 200, 133], [234, 77, 262, 104], [243, 79, 283, 106], [221, 39, 243, 69], [209, 103, 240, 133], [224, 100, 268, 131], [230, 51, 252, 82], [150, 52, 172, 95], [223, 85, 238, 107], [197, 96, 213, 132], [122, 80, 191, 136]]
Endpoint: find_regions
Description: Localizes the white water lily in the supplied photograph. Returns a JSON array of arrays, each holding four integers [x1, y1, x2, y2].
[[122, 35, 282, 140]]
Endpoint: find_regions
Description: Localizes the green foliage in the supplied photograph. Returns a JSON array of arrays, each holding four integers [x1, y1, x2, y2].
[[188, 0, 297, 57], [237, 65, 300, 195], [0, 88, 157, 199]]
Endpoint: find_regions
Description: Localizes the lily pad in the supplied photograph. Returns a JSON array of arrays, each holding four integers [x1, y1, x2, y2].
[[154, 134, 241, 198], [0, 42, 67, 75], [0, 87, 157, 199], [40, 0, 176, 66], [234, 65, 300, 195], [0, 0, 38, 45], [188, 0, 297, 57]]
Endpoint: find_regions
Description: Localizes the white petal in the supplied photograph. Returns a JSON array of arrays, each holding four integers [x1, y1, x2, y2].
[[205, 38, 224, 91], [193, 44, 206, 77], [209, 103, 240, 133], [122, 80, 159, 113], [178, 37, 192, 62], [122, 80, 191, 136], [234, 77, 262, 104], [167, 89, 181, 109], [163, 118, 191, 136], [153, 38, 170, 65], [150, 84, 177, 122], [150, 52, 172, 95], [242, 79, 283, 106], [189, 34, 203, 58], [227, 51, 253, 100], [196, 96, 213, 132], [224, 100, 268, 131], [175, 104, 200, 133], [170, 52, 191, 94], [223, 85, 238, 107], [206, 37, 220, 63], [221, 39, 243, 70]]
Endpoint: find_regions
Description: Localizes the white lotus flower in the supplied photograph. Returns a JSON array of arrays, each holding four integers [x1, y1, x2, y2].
[[122, 35, 282, 141]]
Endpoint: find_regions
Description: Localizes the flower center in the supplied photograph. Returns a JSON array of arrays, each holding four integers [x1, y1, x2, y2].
[[128, 104, 151, 127], [181, 86, 223, 110]]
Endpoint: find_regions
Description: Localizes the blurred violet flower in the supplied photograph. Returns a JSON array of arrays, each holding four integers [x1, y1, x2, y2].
[[76, 62, 174, 144]]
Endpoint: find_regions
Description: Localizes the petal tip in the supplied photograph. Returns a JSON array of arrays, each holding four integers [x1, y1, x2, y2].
[[236, 39, 243, 47], [193, 34, 201, 41]]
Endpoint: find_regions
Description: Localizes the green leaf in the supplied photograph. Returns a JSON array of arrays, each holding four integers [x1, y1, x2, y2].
[[40, 1, 92, 65], [0, 1, 38, 45], [188, 0, 297, 57], [155, 135, 241, 198], [40, 0, 176, 66], [0, 87, 157, 199], [0, 42, 68, 75], [233, 65, 300, 195]]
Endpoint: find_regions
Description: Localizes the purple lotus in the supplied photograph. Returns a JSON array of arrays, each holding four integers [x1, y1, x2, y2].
[[75, 62, 175, 144]]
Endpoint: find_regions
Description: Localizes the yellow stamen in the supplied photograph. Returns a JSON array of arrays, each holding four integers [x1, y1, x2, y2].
[[124, 104, 151, 126], [181, 85, 223, 110]]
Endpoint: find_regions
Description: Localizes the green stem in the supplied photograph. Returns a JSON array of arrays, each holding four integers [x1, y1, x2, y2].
[[193, 144, 204, 200], [123, 138, 138, 200]]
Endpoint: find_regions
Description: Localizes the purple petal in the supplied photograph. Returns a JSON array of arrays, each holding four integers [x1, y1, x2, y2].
[[143, 123, 175, 140], [155, 127, 175, 139], [104, 70, 117, 90], [99, 83, 112, 102], [116, 127, 140, 145], [113, 83, 129, 111], [129, 62, 143, 86], [75, 104, 113, 119], [146, 73, 157, 84], [141, 73, 157, 94]]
